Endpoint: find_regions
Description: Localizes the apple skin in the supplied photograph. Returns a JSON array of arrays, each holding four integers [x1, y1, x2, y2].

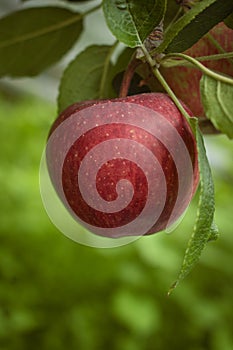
[[46, 93, 199, 238], [161, 22, 233, 118]]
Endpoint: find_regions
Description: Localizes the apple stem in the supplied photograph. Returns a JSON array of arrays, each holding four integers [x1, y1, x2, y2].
[[119, 53, 141, 98]]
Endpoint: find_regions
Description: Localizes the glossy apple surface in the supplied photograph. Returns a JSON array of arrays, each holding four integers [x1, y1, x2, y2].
[[46, 93, 199, 238]]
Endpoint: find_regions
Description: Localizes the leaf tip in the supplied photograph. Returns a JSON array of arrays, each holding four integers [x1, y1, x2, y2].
[[167, 280, 178, 296]]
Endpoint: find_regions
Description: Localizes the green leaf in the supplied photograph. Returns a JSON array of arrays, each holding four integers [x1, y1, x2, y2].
[[200, 74, 233, 139], [168, 121, 217, 294], [156, 0, 233, 54], [224, 12, 233, 30], [0, 7, 83, 77], [102, 0, 166, 48], [163, 0, 180, 29], [112, 47, 135, 75], [58, 45, 115, 113]]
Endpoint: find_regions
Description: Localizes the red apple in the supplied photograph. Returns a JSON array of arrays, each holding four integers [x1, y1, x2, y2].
[[161, 22, 233, 117], [46, 93, 199, 238]]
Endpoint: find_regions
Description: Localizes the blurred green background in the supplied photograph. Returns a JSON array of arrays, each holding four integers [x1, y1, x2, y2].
[[0, 92, 233, 350]]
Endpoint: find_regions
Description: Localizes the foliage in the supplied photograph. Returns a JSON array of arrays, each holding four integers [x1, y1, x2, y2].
[[0, 94, 233, 350]]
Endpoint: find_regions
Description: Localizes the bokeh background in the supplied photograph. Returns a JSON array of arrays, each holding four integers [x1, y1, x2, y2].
[[0, 1, 233, 349]]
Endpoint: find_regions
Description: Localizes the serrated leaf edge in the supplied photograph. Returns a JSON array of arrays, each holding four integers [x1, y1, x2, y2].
[[168, 123, 217, 295]]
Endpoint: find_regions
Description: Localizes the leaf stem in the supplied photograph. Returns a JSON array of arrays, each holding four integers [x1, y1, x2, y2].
[[163, 53, 233, 85], [140, 44, 157, 68], [140, 45, 193, 125], [161, 51, 233, 68], [152, 68, 192, 123]]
